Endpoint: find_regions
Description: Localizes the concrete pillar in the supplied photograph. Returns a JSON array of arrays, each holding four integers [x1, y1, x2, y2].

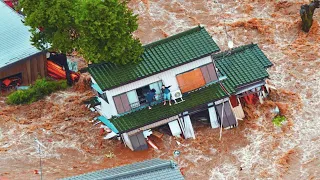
[[179, 111, 195, 139], [208, 102, 219, 128]]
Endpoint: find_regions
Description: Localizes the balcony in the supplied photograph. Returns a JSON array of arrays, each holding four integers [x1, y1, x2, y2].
[[116, 75, 227, 117], [110, 81, 228, 133]]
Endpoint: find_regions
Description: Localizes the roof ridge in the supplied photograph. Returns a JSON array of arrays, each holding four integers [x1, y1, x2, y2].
[[143, 26, 203, 49], [212, 43, 257, 59]]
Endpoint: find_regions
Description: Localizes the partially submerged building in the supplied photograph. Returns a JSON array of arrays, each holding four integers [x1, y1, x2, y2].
[[87, 26, 272, 151], [0, 1, 47, 90], [62, 158, 184, 180]]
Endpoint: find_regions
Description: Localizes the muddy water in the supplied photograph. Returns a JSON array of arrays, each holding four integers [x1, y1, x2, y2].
[[1, 0, 320, 179], [129, 0, 320, 179]]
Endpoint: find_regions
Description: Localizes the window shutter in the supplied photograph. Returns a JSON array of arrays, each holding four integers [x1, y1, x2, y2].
[[120, 94, 131, 112], [200, 65, 211, 84], [113, 95, 125, 114], [207, 63, 218, 82]]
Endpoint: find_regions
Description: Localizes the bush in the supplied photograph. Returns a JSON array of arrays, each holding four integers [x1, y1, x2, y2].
[[6, 78, 68, 105], [272, 115, 287, 127]]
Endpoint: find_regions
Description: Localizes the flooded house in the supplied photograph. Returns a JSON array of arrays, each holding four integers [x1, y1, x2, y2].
[[87, 26, 273, 151], [0, 2, 47, 91]]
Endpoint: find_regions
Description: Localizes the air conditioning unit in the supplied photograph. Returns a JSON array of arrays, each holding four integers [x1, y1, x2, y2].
[[171, 90, 185, 104]]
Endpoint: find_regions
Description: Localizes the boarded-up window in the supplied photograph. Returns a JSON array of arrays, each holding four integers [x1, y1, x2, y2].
[[113, 93, 131, 114], [176, 68, 206, 93], [200, 63, 218, 84]]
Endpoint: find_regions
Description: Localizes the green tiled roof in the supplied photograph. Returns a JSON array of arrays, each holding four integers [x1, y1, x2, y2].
[[0, 2, 42, 69], [88, 26, 220, 90], [61, 158, 184, 180], [111, 82, 227, 133], [214, 43, 273, 93]]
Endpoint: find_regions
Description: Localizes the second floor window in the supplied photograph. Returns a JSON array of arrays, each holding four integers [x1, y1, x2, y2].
[[113, 81, 163, 114]]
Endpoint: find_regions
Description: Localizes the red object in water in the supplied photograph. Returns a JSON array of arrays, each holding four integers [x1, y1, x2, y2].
[[243, 93, 258, 105], [146, 139, 159, 150], [180, 168, 185, 176], [4, 1, 14, 8], [99, 128, 104, 136]]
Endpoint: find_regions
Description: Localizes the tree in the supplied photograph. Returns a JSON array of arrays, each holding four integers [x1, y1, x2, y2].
[[300, 0, 320, 32], [19, 0, 143, 64]]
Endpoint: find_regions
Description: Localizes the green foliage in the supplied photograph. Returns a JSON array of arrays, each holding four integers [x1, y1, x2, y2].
[[19, 0, 143, 64], [272, 115, 287, 127], [6, 78, 68, 105]]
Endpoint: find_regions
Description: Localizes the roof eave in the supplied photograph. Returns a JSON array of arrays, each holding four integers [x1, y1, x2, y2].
[[117, 93, 228, 134], [101, 50, 220, 91], [0, 50, 46, 70]]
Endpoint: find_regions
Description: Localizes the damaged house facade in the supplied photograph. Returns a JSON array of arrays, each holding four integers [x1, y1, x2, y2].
[[0, 2, 47, 90], [87, 26, 273, 151]]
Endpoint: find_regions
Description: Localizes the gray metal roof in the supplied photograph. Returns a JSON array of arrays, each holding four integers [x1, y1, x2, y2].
[[61, 158, 184, 180], [0, 2, 42, 69]]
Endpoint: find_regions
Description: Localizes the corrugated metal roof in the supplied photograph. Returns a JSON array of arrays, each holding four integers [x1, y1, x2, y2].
[[61, 158, 184, 180], [88, 26, 220, 91], [214, 43, 273, 93], [0, 2, 41, 69]]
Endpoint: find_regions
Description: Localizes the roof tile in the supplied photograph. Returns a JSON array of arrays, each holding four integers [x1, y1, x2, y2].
[[214, 43, 273, 92], [88, 26, 220, 90]]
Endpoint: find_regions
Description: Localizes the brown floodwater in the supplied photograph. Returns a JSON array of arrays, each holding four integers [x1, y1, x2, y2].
[[1, 0, 320, 179]]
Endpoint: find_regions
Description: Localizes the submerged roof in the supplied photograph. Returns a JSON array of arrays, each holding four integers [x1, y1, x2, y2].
[[61, 158, 184, 180], [214, 43, 273, 93], [111, 82, 227, 133], [88, 26, 220, 91], [0, 2, 42, 69]]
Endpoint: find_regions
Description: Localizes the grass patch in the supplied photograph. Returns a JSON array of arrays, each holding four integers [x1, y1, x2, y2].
[[6, 78, 68, 105], [272, 115, 287, 127]]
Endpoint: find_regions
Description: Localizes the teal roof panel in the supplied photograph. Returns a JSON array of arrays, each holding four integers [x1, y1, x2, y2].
[[0, 2, 42, 69], [97, 116, 119, 134]]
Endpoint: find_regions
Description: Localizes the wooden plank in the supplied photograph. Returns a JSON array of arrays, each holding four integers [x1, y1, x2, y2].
[[26, 58, 31, 84], [37, 54, 44, 77], [152, 131, 164, 139], [31, 57, 38, 81], [43, 55, 48, 76]]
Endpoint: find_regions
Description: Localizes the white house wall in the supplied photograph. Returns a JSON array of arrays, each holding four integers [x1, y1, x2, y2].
[[96, 96, 116, 119], [104, 90, 118, 118], [108, 55, 213, 97], [91, 76, 97, 84]]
